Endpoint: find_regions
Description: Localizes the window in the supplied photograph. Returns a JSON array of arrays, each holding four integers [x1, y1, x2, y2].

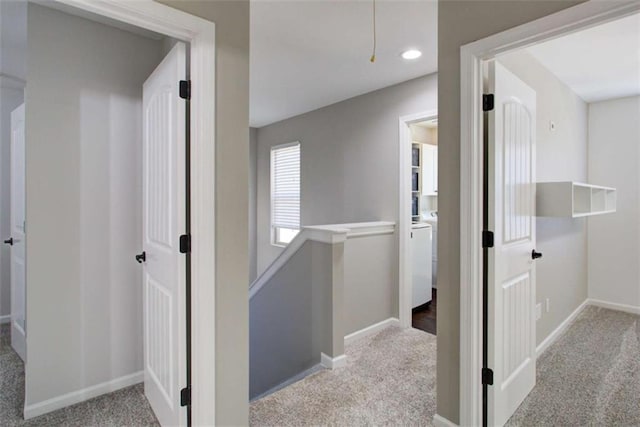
[[271, 142, 300, 246]]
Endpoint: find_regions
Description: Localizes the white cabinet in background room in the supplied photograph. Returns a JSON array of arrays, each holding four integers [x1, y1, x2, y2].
[[411, 223, 432, 308], [422, 144, 438, 196]]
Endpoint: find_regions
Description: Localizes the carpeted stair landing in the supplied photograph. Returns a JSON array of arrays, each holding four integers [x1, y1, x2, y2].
[[250, 326, 437, 426]]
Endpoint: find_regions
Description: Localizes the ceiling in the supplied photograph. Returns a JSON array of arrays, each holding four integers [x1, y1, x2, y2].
[[250, 0, 437, 128], [525, 13, 640, 103]]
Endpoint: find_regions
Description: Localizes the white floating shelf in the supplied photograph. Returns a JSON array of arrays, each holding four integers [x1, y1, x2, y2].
[[536, 182, 616, 218]]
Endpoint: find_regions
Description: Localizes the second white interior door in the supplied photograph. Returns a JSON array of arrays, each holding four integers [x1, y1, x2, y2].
[[142, 42, 187, 427], [487, 60, 537, 426], [10, 103, 26, 362]]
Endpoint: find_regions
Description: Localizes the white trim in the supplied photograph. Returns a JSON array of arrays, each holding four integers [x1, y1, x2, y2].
[[320, 352, 347, 369], [306, 221, 396, 239], [536, 300, 588, 358], [47, 2, 217, 425], [184, 16, 217, 427], [250, 364, 324, 402], [587, 298, 640, 315], [0, 315, 11, 324], [398, 111, 438, 329], [305, 228, 348, 244], [459, 1, 640, 425], [344, 317, 400, 346], [24, 371, 143, 420], [249, 222, 396, 299], [433, 414, 459, 427]]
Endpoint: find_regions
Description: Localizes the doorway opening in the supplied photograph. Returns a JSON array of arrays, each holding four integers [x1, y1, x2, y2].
[[460, 1, 640, 425], [248, 0, 439, 423], [410, 118, 438, 335], [0, 1, 216, 425], [399, 112, 439, 335]]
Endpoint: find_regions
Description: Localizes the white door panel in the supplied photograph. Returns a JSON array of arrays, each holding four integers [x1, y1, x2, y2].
[[10, 103, 26, 361], [142, 42, 187, 427], [487, 61, 537, 426], [411, 225, 432, 308]]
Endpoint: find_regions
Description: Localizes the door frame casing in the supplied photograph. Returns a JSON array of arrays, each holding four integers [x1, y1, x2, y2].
[[398, 110, 437, 328], [459, 1, 640, 425], [49, 1, 216, 425]]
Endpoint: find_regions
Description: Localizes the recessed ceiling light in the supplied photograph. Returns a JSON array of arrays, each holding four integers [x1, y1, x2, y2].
[[401, 49, 422, 60]]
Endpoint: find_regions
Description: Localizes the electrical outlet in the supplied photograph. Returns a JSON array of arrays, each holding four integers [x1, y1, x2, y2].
[[536, 303, 542, 321], [546, 298, 550, 313]]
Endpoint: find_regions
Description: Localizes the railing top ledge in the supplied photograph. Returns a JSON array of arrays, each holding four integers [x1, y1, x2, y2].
[[249, 221, 396, 298], [304, 221, 396, 242]]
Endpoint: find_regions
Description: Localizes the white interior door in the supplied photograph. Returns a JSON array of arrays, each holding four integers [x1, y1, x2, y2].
[[9, 103, 26, 362], [486, 61, 537, 426], [142, 42, 187, 427]]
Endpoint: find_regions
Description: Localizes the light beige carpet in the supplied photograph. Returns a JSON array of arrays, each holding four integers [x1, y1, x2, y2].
[[250, 326, 437, 426], [0, 324, 159, 426], [507, 306, 640, 426]]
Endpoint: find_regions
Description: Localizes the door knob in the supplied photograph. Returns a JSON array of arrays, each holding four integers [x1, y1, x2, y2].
[[3, 238, 13, 246], [135, 251, 146, 264], [531, 250, 543, 260]]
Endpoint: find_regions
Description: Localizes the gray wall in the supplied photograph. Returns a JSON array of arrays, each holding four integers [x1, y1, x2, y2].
[[344, 233, 397, 334], [255, 73, 437, 282], [588, 96, 640, 308], [250, 240, 335, 399], [249, 229, 394, 399], [25, 4, 163, 406], [437, 0, 587, 422], [155, 1, 250, 423], [0, 0, 26, 79], [499, 50, 588, 346]]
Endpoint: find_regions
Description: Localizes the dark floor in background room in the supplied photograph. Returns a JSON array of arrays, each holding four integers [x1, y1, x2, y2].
[[412, 289, 437, 335], [0, 323, 159, 426]]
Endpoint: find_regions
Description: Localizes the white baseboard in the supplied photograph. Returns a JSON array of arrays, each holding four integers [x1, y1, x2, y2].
[[587, 298, 640, 315], [0, 314, 10, 324], [320, 352, 347, 369], [250, 363, 324, 402], [433, 413, 458, 427], [24, 371, 143, 420], [536, 298, 640, 359], [344, 317, 400, 346], [536, 299, 589, 358]]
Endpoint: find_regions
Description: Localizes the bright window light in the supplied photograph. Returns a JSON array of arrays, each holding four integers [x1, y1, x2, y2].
[[271, 142, 301, 247]]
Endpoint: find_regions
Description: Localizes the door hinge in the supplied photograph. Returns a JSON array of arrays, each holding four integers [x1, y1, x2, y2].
[[483, 94, 494, 112], [179, 80, 191, 100], [482, 368, 494, 386], [179, 234, 191, 254], [482, 230, 494, 248], [180, 386, 191, 407]]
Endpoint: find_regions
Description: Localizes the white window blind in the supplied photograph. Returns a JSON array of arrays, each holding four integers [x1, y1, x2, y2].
[[271, 142, 300, 231]]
